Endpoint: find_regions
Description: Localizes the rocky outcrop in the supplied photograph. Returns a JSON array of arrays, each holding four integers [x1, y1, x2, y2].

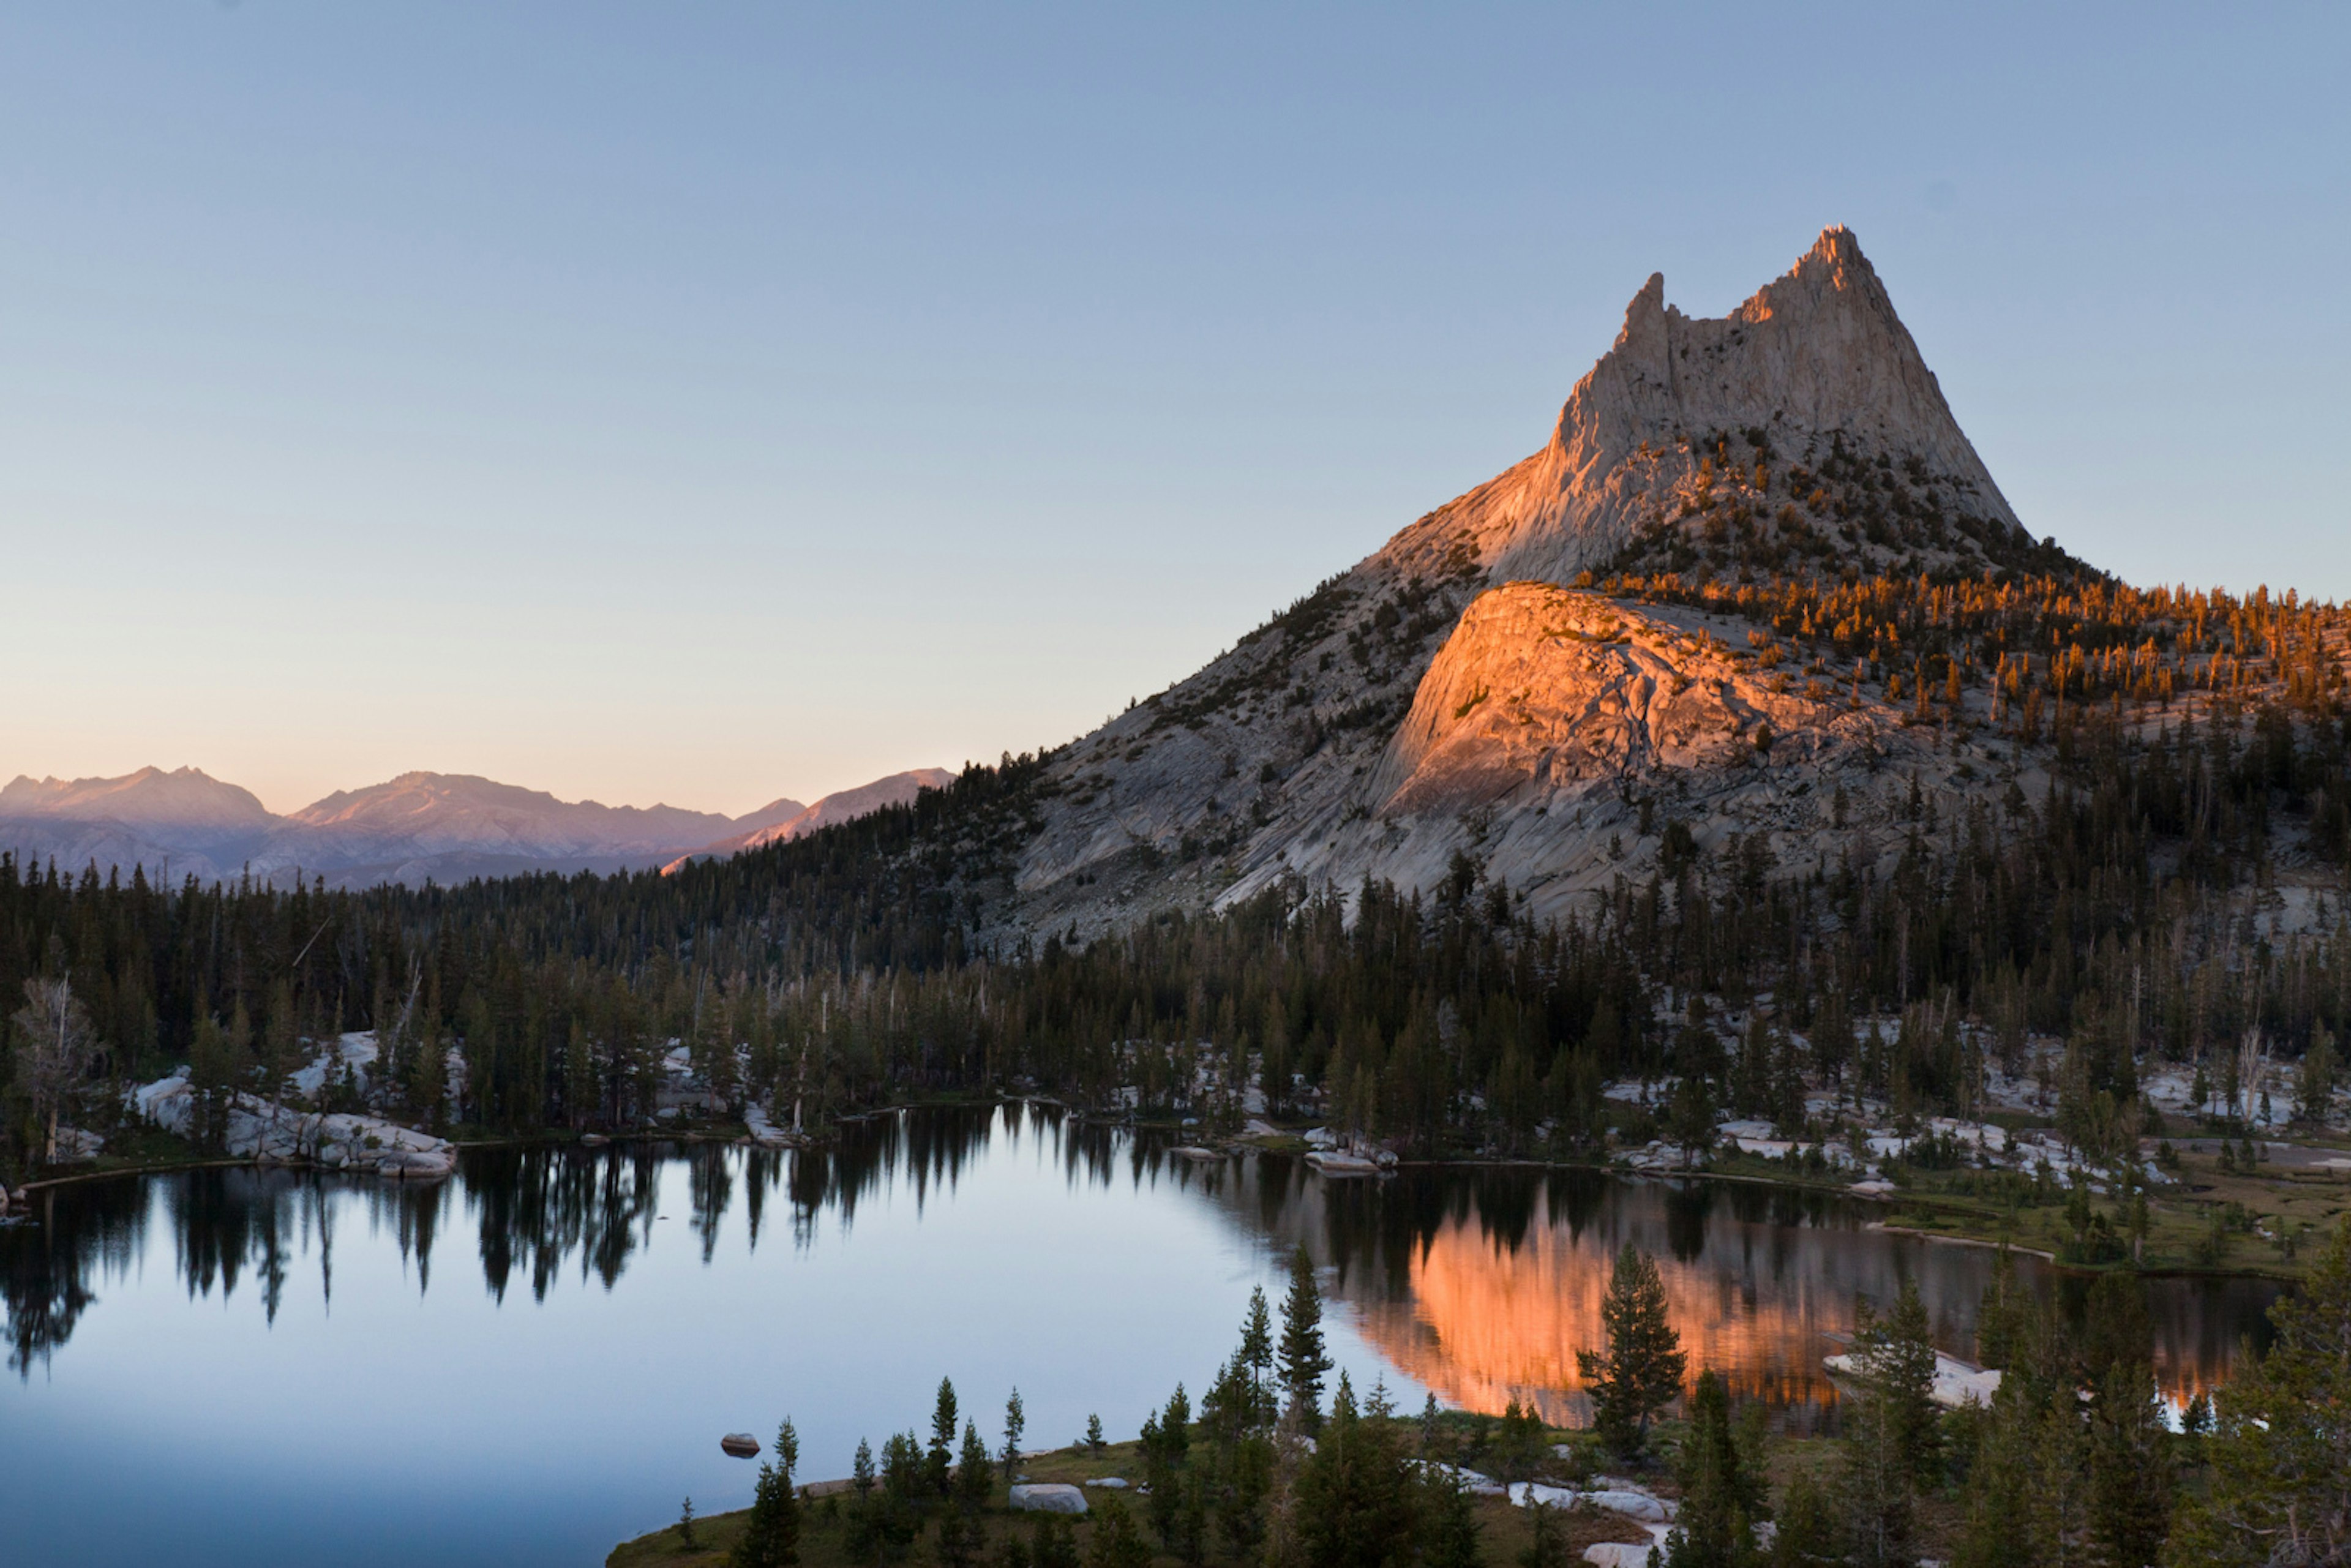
[[1370, 582, 1902, 816], [1378, 225, 2028, 586], [1824, 1349, 2003, 1409], [742, 1100, 803, 1148], [958, 227, 2044, 939], [999, 566, 1962, 931], [133, 1076, 457, 1178]]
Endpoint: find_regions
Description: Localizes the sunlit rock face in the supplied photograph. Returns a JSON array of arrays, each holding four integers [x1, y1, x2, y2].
[[1370, 582, 1913, 817], [1377, 225, 2027, 587], [990, 227, 2037, 940]]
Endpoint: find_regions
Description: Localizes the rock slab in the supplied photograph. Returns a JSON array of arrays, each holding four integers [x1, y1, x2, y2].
[[133, 1076, 457, 1179]]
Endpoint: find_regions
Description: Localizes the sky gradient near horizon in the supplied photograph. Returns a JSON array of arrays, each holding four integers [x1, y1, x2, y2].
[[4, 5, 2345, 817]]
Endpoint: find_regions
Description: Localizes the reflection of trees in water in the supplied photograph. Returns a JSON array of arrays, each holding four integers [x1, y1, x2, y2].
[[0, 1114, 2292, 1405], [2, 1179, 142, 1375], [464, 1145, 661, 1301], [1187, 1164, 2285, 1428], [1, 1165, 461, 1375]]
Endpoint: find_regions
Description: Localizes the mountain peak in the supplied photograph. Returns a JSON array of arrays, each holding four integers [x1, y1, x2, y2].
[[0, 765, 272, 829], [1374, 225, 2035, 591]]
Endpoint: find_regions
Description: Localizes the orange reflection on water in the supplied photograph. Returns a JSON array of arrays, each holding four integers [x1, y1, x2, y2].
[[1353, 1214, 1854, 1425], [1335, 1203, 2280, 1425], [1201, 1162, 2284, 1427]]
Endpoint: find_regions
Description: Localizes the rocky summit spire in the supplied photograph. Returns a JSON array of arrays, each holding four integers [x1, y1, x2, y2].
[[1377, 226, 2033, 587], [973, 226, 2066, 942]]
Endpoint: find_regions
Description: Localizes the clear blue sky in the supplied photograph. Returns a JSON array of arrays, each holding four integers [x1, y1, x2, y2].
[[4, 4, 2342, 816]]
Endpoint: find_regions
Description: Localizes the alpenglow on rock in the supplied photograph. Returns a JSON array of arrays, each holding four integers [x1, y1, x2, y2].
[[953, 226, 2043, 939], [1381, 224, 2028, 587]]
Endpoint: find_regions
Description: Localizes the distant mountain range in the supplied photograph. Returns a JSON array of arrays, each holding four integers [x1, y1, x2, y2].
[[0, 765, 954, 889]]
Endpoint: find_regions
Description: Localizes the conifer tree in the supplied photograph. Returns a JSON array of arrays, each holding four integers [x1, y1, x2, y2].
[[937, 1420, 992, 1568], [876, 1431, 925, 1561], [1951, 1376, 2049, 1568], [1667, 1070, 1718, 1169], [2166, 1215, 2351, 1567], [1423, 1461, 1483, 1568], [1082, 1497, 1151, 1568], [1211, 1424, 1275, 1564], [733, 1418, 801, 1568], [1577, 1245, 1687, 1459], [1278, 1247, 1333, 1433], [1663, 1371, 1764, 1568], [1517, 1500, 1569, 1568], [1768, 1471, 1839, 1568], [928, 1378, 960, 1498], [845, 1439, 882, 1566], [1834, 1286, 1939, 1568], [2085, 1359, 2171, 1568], [1029, 1514, 1079, 1568], [13, 977, 94, 1163], [1972, 1245, 2030, 1370], [1141, 1383, 1192, 1550], [1000, 1387, 1026, 1484], [1239, 1285, 1277, 1420], [1294, 1373, 1419, 1568], [1877, 1278, 1943, 1488], [1490, 1398, 1548, 1483]]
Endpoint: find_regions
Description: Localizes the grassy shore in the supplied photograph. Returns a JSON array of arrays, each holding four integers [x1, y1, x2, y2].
[[607, 1436, 1657, 1568], [1684, 1121, 2350, 1280], [604, 1420, 2002, 1568]]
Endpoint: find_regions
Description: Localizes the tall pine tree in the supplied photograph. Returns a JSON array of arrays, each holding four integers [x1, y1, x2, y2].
[[732, 1418, 801, 1568], [1278, 1247, 1333, 1434], [1577, 1245, 1687, 1459]]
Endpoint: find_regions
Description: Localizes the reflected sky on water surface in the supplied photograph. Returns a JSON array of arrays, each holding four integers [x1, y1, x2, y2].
[[1, 1107, 2283, 1567]]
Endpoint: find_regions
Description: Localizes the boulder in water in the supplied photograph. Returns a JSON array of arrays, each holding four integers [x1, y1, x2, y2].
[[721, 1433, 760, 1458]]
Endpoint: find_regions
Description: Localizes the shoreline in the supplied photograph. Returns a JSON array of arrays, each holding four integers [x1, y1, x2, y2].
[[12, 1103, 2334, 1283]]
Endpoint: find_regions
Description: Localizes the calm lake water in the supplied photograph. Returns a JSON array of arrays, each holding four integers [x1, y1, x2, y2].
[[1, 1106, 2284, 1567]]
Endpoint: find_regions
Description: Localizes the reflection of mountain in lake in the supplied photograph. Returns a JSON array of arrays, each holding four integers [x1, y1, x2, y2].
[[2, 1111, 2284, 1411], [1175, 1160, 2285, 1427]]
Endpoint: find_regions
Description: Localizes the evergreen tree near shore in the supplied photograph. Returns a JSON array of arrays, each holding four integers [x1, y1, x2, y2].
[[1663, 1370, 1765, 1568], [1000, 1387, 1025, 1485], [1577, 1245, 1687, 1459], [760, 1225, 2351, 1568], [2166, 1214, 2351, 1567], [732, 1417, 800, 1568], [1834, 1281, 1938, 1568], [1277, 1248, 1332, 1435]]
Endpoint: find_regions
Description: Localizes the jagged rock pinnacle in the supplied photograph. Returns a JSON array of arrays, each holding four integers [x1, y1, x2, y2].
[[1378, 226, 2028, 588]]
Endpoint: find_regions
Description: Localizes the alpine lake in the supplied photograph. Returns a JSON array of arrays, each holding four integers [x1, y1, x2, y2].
[[0, 1106, 2284, 1567]]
